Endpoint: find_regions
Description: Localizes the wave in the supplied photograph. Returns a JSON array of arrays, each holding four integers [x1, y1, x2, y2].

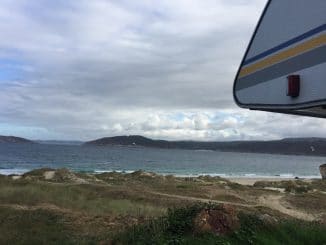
[[172, 173, 321, 179], [93, 169, 135, 174], [0, 168, 321, 179], [0, 168, 30, 175]]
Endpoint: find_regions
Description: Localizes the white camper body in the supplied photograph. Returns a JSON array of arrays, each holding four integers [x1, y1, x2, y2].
[[233, 0, 326, 117]]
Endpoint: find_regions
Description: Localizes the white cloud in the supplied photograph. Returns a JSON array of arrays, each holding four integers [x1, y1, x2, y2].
[[1, 0, 325, 141]]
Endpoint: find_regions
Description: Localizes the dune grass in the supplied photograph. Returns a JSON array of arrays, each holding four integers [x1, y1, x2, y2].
[[253, 179, 326, 194], [112, 204, 326, 245], [1, 170, 325, 244], [0, 179, 165, 217], [1, 202, 325, 245], [0, 207, 78, 245]]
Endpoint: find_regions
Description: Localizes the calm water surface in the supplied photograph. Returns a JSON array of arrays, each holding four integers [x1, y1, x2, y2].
[[0, 143, 324, 178]]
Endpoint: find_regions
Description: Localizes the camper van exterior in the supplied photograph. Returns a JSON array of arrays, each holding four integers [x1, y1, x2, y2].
[[233, 0, 326, 118]]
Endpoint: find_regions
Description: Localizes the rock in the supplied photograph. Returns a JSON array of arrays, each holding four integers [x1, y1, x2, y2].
[[11, 175, 22, 180], [44, 171, 55, 180], [193, 204, 239, 235], [319, 164, 326, 180], [258, 214, 278, 225]]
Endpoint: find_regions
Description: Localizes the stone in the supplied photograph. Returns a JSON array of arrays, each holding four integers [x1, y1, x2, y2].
[[258, 214, 278, 225], [319, 164, 326, 180], [44, 171, 55, 180], [11, 175, 22, 180]]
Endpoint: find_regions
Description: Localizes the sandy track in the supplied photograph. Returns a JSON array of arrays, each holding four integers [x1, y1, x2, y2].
[[0, 203, 74, 213], [257, 195, 315, 221], [0, 192, 316, 222], [149, 191, 316, 221], [148, 191, 255, 207]]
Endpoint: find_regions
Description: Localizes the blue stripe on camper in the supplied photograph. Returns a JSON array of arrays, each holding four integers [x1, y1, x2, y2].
[[243, 23, 326, 66]]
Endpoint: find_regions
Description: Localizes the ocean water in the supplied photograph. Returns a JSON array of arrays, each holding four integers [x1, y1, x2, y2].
[[0, 143, 324, 178]]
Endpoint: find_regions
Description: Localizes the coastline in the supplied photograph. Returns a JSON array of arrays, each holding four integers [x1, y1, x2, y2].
[[226, 177, 312, 186], [0, 168, 321, 183]]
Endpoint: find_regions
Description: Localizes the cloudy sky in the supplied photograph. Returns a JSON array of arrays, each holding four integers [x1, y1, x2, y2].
[[0, 0, 325, 141]]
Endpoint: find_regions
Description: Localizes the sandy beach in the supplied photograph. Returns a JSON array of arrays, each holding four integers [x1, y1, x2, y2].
[[226, 177, 309, 186], [226, 177, 321, 186]]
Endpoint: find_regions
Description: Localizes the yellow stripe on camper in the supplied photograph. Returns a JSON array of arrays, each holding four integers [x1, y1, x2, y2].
[[239, 34, 326, 78]]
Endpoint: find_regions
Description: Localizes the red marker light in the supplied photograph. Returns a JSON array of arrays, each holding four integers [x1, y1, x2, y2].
[[287, 75, 300, 98]]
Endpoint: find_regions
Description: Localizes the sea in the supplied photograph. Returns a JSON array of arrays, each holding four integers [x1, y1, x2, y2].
[[0, 143, 324, 178]]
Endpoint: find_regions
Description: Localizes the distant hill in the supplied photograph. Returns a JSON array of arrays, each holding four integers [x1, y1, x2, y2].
[[84, 135, 168, 147], [84, 135, 326, 156], [0, 135, 35, 144], [37, 140, 84, 145]]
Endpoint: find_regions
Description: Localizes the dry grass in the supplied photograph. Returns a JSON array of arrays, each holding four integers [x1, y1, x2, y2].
[[0, 169, 325, 244]]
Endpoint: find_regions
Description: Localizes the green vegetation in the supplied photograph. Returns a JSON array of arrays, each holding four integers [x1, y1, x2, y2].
[[0, 169, 325, 244], [0, 207, 76, 245], [253, 179, 321, 194], [0, 178, 165, 217], [284, 192, 326, 213], [1, 203, 325, 245], [113, 204, 326, 245], [0, 206, 116, 244], [112, 204, 205, 244]]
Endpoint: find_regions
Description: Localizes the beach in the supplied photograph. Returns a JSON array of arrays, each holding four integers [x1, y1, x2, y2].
[[226, 177, 317, 186]]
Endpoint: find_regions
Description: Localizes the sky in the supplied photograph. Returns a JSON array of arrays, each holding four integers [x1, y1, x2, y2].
[[0, 0, 325, 141]]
